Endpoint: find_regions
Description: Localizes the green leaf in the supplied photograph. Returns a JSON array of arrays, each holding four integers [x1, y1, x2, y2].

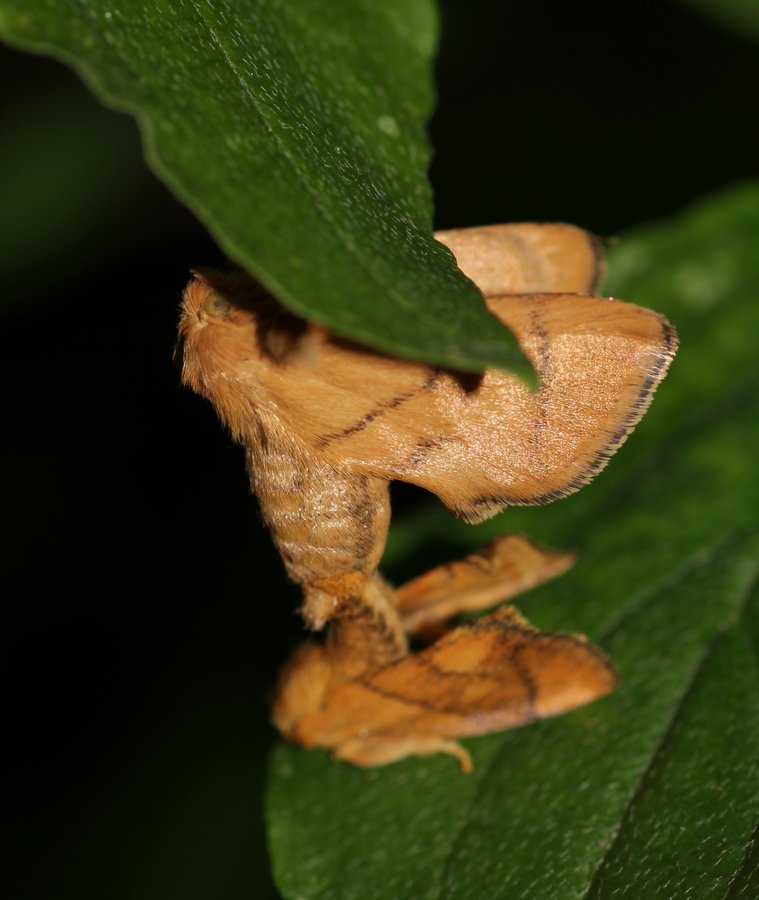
[[0, 0, 531, 376], [266, 182, 759, 898]]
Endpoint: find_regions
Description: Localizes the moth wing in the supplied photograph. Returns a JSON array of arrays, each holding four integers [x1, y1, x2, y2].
[[413, 292, 677, 521], [287, 607, 616, 767], [435, 222, 604, 295], [233, 215, 674, 521], [248, 221, 603, 460], [282, 292, 676, 522], [365, 606, 617, 736], [396, 533, 575, 636]]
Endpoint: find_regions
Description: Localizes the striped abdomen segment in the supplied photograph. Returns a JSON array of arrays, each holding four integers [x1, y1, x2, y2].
[[247, 444, 391, 589]]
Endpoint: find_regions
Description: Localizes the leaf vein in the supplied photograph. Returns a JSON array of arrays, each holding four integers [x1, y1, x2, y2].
[[722, 816, 759, 899]]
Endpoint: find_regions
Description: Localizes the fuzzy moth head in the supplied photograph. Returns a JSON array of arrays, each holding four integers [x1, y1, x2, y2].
[[177, 270, 325, 449], [176, 271, 256, 440]]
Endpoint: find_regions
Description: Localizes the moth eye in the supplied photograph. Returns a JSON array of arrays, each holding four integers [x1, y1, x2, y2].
[[203, 292, 231, 319]]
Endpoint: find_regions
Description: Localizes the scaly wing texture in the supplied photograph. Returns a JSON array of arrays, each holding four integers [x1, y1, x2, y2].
[[435, 222, 604, 296], [285, 606, 616, 769], [260, 292, 676, 521], [396, 533, 575, 635]]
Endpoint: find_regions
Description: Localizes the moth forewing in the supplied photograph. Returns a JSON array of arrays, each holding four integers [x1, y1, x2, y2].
[[270, 291, 677, 522], [434, 222, 605, 297]]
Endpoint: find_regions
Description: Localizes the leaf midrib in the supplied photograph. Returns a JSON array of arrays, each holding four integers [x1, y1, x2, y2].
[[722, 817, 759, 899], [193, 3, 412, 308], [189, 0, 456, 336]]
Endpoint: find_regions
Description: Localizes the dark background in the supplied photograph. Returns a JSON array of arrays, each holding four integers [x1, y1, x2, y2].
[[4, 2, 758, 897]]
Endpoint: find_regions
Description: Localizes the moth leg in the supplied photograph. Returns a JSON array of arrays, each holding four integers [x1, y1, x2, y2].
[[333, 735, 473, 773], [395, 534, 574, 638]]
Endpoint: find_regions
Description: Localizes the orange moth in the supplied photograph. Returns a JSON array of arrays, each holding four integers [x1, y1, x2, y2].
[[177, 223, 677, 770]]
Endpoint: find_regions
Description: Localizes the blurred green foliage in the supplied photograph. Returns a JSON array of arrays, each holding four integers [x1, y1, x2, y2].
[[682, 0, 759, 40]]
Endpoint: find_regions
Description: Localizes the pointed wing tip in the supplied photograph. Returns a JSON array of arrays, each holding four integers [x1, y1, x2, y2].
[[444, 298, 679, 521]]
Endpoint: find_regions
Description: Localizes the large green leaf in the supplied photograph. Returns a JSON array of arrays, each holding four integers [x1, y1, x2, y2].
[[266, 183, 759, 898], [0, 0, 530, 376]]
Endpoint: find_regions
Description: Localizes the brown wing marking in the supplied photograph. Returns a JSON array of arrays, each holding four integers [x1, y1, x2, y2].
[[395, 534, 575, 636], [277, 606, 616, 769], [365, 607, 616, 730], [314, 370, 441, 449], [264, 292, 677, 523], [399, 293, 678, 522]]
